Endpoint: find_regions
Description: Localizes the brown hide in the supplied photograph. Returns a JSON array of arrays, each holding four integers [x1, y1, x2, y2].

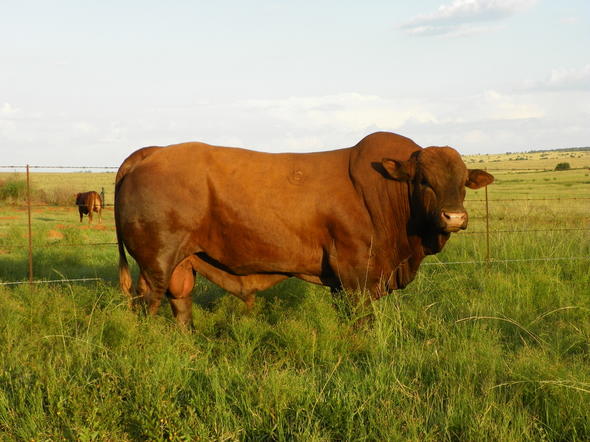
[[75, 191, 102, 224], [115, 146, 162, 301], [115, 131, 493, 327]]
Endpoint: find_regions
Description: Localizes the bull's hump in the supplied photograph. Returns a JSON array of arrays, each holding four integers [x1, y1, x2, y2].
[[357, 131, 420, 148]]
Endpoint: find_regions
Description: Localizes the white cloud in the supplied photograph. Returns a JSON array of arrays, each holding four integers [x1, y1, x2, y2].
[[1, 87, 588, 164], [559, 16, 578, 25], [1, 103, 20, 116], [240, 93, 438, 132], [525, 64, 590, 91], [72, 122, 98, 134], [544, 65, 590, 90], [401, 0, 537, 36], [404, 23, 503, 37], [482, 90, 544, 119]]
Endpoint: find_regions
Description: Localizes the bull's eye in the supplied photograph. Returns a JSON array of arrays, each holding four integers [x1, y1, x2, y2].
[[421, 178, 429, 187]]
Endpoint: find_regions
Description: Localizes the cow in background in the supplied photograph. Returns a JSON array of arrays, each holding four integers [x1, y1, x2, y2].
[[76, 191, 102, 224]]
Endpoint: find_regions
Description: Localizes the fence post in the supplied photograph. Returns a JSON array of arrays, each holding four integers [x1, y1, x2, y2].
[[100, 187, 105, 206], [484, 179, 490, 263], [26, 164, 33, 284]]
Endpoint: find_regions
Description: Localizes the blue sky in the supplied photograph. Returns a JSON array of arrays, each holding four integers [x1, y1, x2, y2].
[[1, 0, 589, 166]]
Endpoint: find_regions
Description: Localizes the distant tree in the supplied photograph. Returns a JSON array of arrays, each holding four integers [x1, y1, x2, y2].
[[555, 162, 571, 171]]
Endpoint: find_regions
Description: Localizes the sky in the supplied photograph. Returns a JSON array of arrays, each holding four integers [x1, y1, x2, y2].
[[1, 0, 589, 167]]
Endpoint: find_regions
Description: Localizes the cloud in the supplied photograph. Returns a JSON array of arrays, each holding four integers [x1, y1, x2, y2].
[[559, 16, 578, 25], [525, 65, 590, 91], [1, 86, 588, 164], [1, 103, 20, 116], [241, 90, 543, 130], [482, 90, 544, 119], [400, 0, 537, 36], [239, 93, 438, 134], [227, 90, 553, 154]]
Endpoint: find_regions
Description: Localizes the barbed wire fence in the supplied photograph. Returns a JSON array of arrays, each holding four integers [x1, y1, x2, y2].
[[0, 164, 589, 286]]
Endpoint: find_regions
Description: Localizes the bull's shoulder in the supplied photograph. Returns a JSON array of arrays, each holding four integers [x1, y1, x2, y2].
[[75, 192, 86, 205]]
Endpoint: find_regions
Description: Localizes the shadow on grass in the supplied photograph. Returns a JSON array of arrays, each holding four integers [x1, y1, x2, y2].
[[0, 248, 120, 285], [1, 248, 316, 316], [193, 276, 312, 313]]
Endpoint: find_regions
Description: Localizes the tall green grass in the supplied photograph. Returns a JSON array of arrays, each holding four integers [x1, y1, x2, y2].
[[1, 254, 588, 440], [0, 163, 588, 440]]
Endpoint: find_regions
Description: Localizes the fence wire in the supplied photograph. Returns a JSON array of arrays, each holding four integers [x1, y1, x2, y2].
[[0, 278, 102, 286]]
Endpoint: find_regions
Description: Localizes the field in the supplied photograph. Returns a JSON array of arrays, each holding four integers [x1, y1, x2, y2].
[[0, 151, 589, 440]]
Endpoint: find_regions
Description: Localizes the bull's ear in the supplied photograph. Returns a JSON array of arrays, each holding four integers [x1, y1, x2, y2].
[[466, 169, 494, 189], [381, 158, 415, 181]]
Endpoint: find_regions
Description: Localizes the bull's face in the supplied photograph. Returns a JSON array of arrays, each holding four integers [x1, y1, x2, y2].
[[382, 146, 494, 234]]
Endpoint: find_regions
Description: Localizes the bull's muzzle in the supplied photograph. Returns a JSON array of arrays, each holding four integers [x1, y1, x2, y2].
[[441, 210, 468, 233]]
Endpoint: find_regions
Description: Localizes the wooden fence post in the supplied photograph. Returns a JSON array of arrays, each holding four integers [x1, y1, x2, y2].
[[26, 164, 33, 284]]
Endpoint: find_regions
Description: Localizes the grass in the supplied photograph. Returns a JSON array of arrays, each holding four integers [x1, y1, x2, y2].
[[0, 171, 116, 207], [465, 149, 590, 171], [0, 151, 589, 440]]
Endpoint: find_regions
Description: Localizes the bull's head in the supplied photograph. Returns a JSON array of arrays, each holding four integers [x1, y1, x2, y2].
[[382, 146, 494, 234]]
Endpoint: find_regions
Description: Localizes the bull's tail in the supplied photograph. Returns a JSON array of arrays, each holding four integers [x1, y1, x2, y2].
[[118, 240, 133, 296], [115, 171, 133, 306], [116, 221, 134, 305]]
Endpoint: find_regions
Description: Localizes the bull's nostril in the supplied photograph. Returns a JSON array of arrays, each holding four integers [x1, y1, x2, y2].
[[441, 211, 468, 232]]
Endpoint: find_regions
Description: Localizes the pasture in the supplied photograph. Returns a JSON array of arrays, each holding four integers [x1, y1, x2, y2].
[[0, 151, 589, 440]]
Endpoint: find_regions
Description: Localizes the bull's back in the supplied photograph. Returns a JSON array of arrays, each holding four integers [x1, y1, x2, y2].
[[116, 142, 364, 273], [120, 142, 354, 221]]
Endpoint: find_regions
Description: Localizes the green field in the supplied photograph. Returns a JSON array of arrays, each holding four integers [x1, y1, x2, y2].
[[0, 151, 589, 440]]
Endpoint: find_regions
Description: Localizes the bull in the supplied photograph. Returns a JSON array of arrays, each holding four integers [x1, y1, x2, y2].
[[115, 132, 493, 327]]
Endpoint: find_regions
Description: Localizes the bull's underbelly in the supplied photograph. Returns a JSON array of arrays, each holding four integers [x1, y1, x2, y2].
[[196, 240, 324, 277]]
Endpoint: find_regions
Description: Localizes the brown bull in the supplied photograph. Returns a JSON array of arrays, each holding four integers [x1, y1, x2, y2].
[[75, 191, 102, 224], [115, 132, 493, 327]]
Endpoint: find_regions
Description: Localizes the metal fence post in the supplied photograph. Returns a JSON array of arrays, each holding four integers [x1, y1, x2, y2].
[[26, 164, 33, 284], [485, 180, 490, 263]]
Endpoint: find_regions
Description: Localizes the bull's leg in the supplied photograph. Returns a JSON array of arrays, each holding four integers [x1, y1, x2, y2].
[[88, 210, 93, 225], [137, 268, 167, 317], [132, 273, 149, 310], [97, 208, 102, 224], [232, 292, 256, 310], [327, 250, 382, 326], [167, 258, 195, 329], [79, 208, 83, 223]]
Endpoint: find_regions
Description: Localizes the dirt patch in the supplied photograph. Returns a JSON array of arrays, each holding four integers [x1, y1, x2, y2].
[[0, 249, 9, 254], [0, 216, 18, 220], [47, 229, 65, 240], [79, 224, 108, 230]]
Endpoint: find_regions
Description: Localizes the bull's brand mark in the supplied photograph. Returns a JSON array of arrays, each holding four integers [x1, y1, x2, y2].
[[288, 169, 305, 185]]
